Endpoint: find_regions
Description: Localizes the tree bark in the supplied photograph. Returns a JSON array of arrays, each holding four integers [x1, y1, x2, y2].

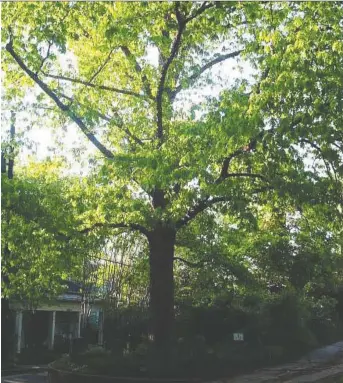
[[148, 224, 176, 371]]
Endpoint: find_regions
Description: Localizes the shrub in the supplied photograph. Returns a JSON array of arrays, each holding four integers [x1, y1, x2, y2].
[[95, 289, 343, 378], [308, 296, 342, 344], [103, 306, 150, 355]]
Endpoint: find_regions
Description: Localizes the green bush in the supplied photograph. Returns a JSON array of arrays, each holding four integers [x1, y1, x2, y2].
[[72, 345, 111, 369], [103, 306, 150, 355], [18, 348, 61, 365], [95, 289, 343, 378], [308, 296, 342, 344]]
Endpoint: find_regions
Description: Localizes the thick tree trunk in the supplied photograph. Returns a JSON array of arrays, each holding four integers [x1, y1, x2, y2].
[[148, 224, 176, 371]]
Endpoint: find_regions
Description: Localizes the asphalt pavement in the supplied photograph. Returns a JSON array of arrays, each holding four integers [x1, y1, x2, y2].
[[1, 373, 47, 383]]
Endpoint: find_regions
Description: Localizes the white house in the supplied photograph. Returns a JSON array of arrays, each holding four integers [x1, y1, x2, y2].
[[9, 281, 104, 354]]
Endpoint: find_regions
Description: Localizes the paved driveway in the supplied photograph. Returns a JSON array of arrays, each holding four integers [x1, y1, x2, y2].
[[1, 373, 47, 383]]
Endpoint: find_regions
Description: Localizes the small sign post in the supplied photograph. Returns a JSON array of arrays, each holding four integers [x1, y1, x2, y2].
[[233, 333, 244, 341]]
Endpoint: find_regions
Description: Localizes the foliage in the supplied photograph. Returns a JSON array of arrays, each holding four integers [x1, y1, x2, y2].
[[17, 349, 62, 365], [2, 1, 343, 373], [103, 305, 151, 355], [1, 160, 108, 303], [97, 289, 342, 376], [3, 2, 341, 232]]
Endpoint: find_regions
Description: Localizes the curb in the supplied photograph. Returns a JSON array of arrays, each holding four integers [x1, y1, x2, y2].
[[284, 364, 343, 382]]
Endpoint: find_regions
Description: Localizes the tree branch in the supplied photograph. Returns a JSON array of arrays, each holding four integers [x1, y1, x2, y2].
[[175, 181, 273, 230], [79, 222, 150, 237], [175, 195, 231, 229], [251, 185, 274, 195], [215, 130, 267, 184], [97, 111, 144, 146], [173, 257, 205, 267], [6, 41, 115, 159], [41, 71, 145, 99], [171, 50, 242, 100], [155, 2, 218, 139], [216, 149, 247, 183], [220, 172, 267, 181], [90, 255, 131, 267], [58, 92, 144, 147], [88, 47, 115, 84], [185, 2, 215, 23], [156, 3, 185, 142], [120, 46, 153, 99], [299, 138, 335, 181], [36, 41, 52, 76], [256, 68, 270, 95]]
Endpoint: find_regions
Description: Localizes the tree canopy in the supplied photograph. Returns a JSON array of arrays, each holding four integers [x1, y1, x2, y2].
[[2, 1, 342, 369]]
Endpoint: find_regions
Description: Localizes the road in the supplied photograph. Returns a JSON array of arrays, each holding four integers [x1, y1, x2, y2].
[[1, 373, 47, 383]]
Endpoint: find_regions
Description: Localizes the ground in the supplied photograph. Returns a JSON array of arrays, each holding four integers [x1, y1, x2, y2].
[[2, 343, 342, 383]]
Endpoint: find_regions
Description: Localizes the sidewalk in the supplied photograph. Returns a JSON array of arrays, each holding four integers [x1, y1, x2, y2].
[[210, 342, 343, 383]]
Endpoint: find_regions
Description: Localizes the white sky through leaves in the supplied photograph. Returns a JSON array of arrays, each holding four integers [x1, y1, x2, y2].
[[1, 45, 256, 175]]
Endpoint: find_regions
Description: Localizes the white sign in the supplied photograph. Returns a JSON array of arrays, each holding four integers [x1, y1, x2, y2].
[[233, 333, 244, 341]]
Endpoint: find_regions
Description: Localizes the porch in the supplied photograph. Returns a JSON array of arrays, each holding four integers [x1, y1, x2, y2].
[[10, 300, 104, 354]]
